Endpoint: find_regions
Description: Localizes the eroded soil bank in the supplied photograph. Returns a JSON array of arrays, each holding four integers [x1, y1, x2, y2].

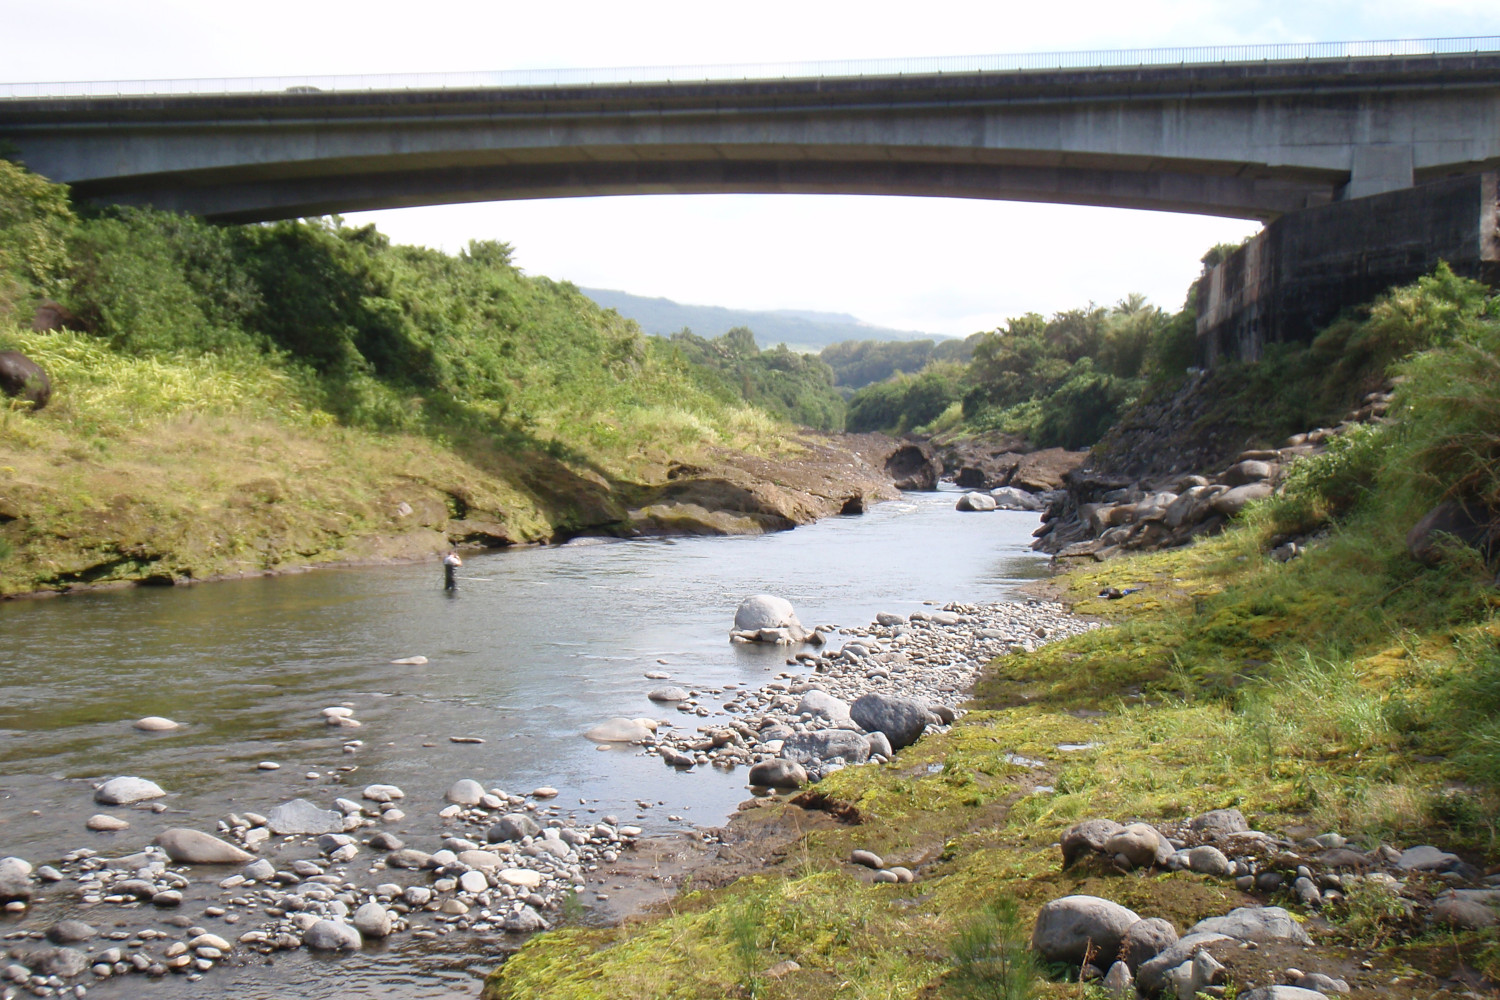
[[0, 429, 908, 599]]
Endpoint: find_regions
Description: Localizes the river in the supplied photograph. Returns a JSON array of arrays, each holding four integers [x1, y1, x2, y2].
[[0, 488, 1047, 997]]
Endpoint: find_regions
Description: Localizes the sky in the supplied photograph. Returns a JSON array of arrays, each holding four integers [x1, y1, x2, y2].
[[4, 1, 1498, 337]]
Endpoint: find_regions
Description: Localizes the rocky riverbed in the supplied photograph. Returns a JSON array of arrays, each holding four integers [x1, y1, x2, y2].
[[0, 587, 1094, 998], [623, 596, 1100, 785]]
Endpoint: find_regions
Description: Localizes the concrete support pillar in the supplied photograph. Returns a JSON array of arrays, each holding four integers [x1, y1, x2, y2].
[[1345, 144, 1415, 200]]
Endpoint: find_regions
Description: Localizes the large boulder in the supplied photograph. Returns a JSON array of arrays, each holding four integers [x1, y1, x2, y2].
[[885, 443, 941, 491], [1407, 501, 1498, 565], [94, 776, 166, 805], [303, 919, 362, 951], [1188, 808, 1249, 840], [1121, 916, 1179, 971], [1012, 448, 1089, 492], [1136, 933, 1236, 996], [1030, 894, 1141, 965], [0, 857, 32, 902], [1210, 482, 1273, 517], [1105, 823, 1162, 868], [794, 689, 852, 724], [0, 351, 51, 409], [850, 693, 935, 751], [266, 798, 346, 836], [1185, 906, 1312, 945], [748, 759, 808, 789], [488, 813, 542, 842], [779, 730, 871, 766], [955, 491, 998, 512], [1061, 819, 1123, 868], [990, 486, 1044, 511], [155, 828, 254, 864], [1221, 459, 1276, 486], [732, 595, 815, 643]]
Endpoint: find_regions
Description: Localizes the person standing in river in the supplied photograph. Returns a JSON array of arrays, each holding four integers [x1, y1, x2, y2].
[[443, 549, 462, 590]]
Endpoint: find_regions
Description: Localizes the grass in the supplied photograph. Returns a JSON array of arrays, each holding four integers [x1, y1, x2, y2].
[[486, 459, 1500, 998], [0, 325, 815, 595]]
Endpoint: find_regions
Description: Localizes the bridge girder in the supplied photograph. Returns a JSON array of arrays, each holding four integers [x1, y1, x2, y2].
[[3, 53, 1499, 222]]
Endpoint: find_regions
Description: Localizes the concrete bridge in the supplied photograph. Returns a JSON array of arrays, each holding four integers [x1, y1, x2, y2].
[[3, 39, 1500, 223]]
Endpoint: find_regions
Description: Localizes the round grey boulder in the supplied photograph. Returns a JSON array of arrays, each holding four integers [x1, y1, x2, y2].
[[647, 686, 690, 703], [0, 351, 51, 409], [0, 857, 33, 903], [850, 693, 935, 751], [734, 594, 800, 631], [46, 919, 98, 945], [956, 491, 998, 512], [1061, 819, 1123, 868], [1186, 845, 1234, 876], [1105, 823, 1161, 868], [303, 919, 362, 951], [354, 902, 393, 938], [133, 716, 180, 732], [866, 731, 894, 760], [1188, 808, 1249, 840], [94, 776, 166, 805], [488, 813, 542, 842], [503, 905, 550, 933], [748, 759, 808, 789], [1030, 894, 1142, 965], [1211, 482, 1273, 517], [794, 689, 851, 723], [1121, 916, 1178, 971], [155, 828, 253, 864], [445, 779, 486, 805]]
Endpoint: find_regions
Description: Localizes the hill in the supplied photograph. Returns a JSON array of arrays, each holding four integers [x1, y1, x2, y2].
[[580, 287, 949, 353]]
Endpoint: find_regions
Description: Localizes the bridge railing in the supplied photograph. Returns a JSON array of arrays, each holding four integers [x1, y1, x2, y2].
[[3, 36, 1499, 100]]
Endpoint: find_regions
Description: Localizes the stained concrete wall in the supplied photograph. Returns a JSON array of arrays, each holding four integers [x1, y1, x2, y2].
[[1197, 172, 1500, 364]]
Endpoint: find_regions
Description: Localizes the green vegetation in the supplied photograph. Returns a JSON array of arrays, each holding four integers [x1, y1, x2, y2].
[[820, 335, 977, 392], [0, 159, 849, 594], [660, 326, 846, 431], [487, 269, 1500, 1000], [843, 293, 1181, 446]]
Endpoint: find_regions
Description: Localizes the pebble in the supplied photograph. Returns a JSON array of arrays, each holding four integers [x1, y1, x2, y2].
[[133, 717, 180, 732], [85, 814, 130, 832], [257, 762, 281, 771]]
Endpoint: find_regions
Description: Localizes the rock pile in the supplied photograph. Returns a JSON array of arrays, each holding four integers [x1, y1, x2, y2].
[[1033, 388, 1396, 561], [633, 599, 1098, 784], [0, 776, 646, 991], [1035, 806, 1498, 996]]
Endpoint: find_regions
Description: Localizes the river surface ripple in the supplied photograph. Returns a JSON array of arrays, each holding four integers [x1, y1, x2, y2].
[[0, 488, 1047, 997]]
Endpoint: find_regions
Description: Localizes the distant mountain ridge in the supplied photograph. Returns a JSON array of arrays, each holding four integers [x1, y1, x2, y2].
[[580, 287, 949, 352]]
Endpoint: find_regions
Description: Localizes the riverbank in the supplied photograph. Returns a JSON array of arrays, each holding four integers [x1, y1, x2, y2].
[[485, 516, 1500, 999], [0, 330, 904, 598]]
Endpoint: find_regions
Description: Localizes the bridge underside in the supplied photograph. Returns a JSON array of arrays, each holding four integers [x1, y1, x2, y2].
[[6, 52, 1499, 224], [76, 152, 1344, 223]]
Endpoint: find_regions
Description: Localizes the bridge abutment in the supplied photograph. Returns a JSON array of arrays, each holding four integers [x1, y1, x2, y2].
[[1197, 171, 1499, 365]]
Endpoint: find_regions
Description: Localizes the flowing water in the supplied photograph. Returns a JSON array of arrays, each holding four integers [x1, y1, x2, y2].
[[0, 489, 1048, 996]]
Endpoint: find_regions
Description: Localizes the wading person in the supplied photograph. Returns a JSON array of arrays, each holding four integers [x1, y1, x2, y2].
[[443, 549, 462, 591]]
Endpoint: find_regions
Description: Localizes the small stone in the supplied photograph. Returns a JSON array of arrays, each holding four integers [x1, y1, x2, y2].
[[1186, 845, 1233, 876], [257, 762, 280, 771], [458, 870, 489, 894], [850, 850, 884, 870], [303, 920, 362, 952], [85, 814, 130, 832], [390, 656, 428, 665], [499, 869, 543, 889], [531, 786, 558, 799], [361, 784, 404, 803], [133, 717, 180, 732], [47, 920, 98, 945], [446, 779, 485, 805], [94, 776, 166, 805], [353, 902, 392, 938], [156, 829, 254, 865]]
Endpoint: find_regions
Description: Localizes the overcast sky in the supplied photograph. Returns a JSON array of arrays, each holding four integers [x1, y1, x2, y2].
[[4, 1, 1497, 336]]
